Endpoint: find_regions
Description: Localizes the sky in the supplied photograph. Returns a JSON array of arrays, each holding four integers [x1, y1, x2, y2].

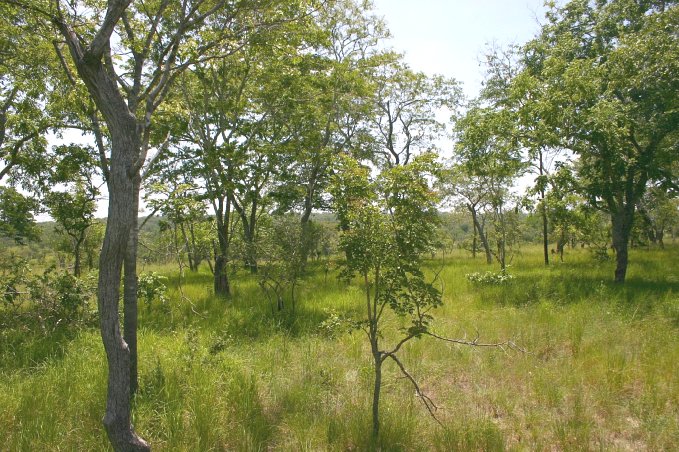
[[370, 0, 549, 97]]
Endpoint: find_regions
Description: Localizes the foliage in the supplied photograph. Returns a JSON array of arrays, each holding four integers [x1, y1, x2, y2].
[[516, 0, 679, 282], [256, 214, 310, 312], [466, 270, 514, 285], [1, 256, 96, 334], [0, 186, 39, 244], [331, 152, 443, 435], [137, 272, 169, 311]]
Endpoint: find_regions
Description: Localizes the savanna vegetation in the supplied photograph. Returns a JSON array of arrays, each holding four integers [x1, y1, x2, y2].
[[1, 0, 677, 450]]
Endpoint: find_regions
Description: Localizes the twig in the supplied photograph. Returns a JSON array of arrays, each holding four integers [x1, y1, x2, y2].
[[425, 330, 529, 355], [383, 352, 443, 426]]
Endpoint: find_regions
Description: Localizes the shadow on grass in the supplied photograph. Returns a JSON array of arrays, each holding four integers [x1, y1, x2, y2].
[[0, 322, 87, 373], [139, 268, 345, 343], [475, 269, 679, 321]]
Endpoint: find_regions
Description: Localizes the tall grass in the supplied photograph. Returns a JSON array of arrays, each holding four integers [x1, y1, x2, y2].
[[1, 245, 678, 450]]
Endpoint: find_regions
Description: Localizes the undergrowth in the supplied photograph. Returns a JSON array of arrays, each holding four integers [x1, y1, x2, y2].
[[1, 245, 678, 450]]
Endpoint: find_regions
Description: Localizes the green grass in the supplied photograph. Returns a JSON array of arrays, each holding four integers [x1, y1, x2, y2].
[[1, 245, 678, 450]]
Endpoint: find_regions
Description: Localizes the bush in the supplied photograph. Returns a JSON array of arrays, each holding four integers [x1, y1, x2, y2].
[[465, 271, 514, 285], [27, 266, 96, 333], [137, 271, 169, 310]]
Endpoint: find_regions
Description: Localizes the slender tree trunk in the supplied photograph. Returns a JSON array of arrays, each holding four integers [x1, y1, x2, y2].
[[188, 223, 202, 271], [611, 208, 634, 283], [73, 237, 83, 277], [372, 351, 382, 438], [469, 206, 492, 264], [123, 185, 140, 397], [242, 223, 257, 274], [472, 222, 477, 259], [179, 222, 196, 272], [539, 152, 549, 266], [299, 189, 315, 270], [98, 128, 149, 451], [214, 198, 231, 297], [541, 192, 549, 266]]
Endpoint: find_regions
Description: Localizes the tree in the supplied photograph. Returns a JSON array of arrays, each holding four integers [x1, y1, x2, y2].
[[270, 0, 389, 268], [332, 153, 522, 437], [441, 166, 493, 263], [3, 1, 316, 449], [371, 60, 460, 169], [0, 3, 52, 183], [481, 45, 563, 266], [0, 4, 60, 246], [331, 153, 442, 437], [637, 186, 679, 248], [45, 144, 101, 277], [145, 181, 212, 274], [520, 0, 679, 282], [256, 214, 308, 312], [0, 186, 39, 243], [46, 184, 97, 277], [451, 102, 525, 271]]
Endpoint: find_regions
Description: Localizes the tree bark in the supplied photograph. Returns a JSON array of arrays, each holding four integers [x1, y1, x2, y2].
[[372, 353, 382, 438], [541, 193, 549, 266], [73, 236, 83, 277], [214, 197, 232, 297], [611, 208, 634, 283], [539, 152, 549, 266], [468, 205, 492, 264], [98, 125, 149, 451], [299, 194, 314, 270], [123, 185, 140, 397]]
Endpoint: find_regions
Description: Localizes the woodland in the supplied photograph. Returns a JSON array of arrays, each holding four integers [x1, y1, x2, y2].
[[0, 0, 678, 450]]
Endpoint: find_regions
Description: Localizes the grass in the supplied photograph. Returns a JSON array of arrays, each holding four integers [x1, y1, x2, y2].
[[1, 244, 678, 450]]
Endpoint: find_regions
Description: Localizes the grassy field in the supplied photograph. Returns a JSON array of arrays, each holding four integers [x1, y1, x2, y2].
[[1, 245, 678, 450]]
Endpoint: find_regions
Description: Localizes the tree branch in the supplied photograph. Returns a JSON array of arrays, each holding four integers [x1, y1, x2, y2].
[[383, 352, 442, 426], [86, 0, 133, 61]]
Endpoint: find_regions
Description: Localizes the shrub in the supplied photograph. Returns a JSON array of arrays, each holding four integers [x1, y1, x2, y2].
[[466, 271, 514, 285], [137, 271, 169, 310]]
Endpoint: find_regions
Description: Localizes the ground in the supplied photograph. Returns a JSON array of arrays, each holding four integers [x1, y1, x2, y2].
[[1, 245, 678, 450]]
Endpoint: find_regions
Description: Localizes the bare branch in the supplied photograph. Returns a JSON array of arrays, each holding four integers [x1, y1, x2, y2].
[[383, 352, 442, 426], [383, 333, 417, 359], [424, 330, 528, 354]]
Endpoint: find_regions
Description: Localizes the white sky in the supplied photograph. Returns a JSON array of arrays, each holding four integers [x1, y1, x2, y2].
[[371, 0, 548, 96]]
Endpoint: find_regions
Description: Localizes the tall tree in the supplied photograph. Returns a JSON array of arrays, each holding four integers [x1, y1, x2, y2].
[[520, 0, 679, 282], [2, 1, 315, 449], [371, 60, 460, 169], [482, 45, 562, 266], [45, 144, 101, 277], [452, 102, 524, 270]]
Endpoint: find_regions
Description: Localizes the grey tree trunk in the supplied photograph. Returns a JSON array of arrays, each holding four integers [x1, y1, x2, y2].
[[612, 208, 634, 283], [73, 236, 83, 277], [539, 152, 549, 266], [124, 185, 140, 397], [372, 353, 382, 438], [469, 206, 492, 264], [541, 192, 549, 266], [98, 126, 149, 451], [214, 197, 232, 297]]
